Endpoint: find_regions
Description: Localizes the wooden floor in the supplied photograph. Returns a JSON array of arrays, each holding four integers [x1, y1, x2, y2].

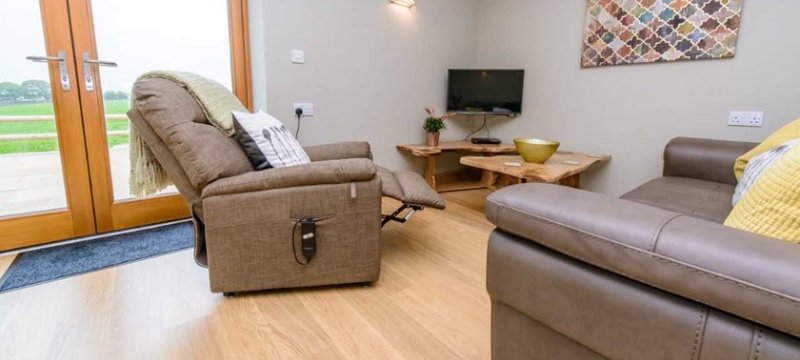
[[0, 190, 495, 360]]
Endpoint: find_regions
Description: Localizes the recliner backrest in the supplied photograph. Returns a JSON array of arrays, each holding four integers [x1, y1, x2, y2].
[[127, 78, 253, 204]]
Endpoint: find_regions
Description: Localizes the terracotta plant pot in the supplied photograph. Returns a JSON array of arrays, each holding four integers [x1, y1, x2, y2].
[[426, 132, 440, 147]]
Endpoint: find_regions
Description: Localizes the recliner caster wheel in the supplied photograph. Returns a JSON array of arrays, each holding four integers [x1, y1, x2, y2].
[[362, 282, 372, 288], [223, 292, 235, 297]]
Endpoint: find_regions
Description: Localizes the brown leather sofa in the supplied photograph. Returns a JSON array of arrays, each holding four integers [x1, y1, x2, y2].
[[486, 138, 800, 359], [127, 78, 444, 295]]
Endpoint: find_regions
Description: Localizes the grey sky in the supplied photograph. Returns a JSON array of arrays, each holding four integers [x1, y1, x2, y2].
[[2, 0, 233, 93], [1, 1, 50, 85]]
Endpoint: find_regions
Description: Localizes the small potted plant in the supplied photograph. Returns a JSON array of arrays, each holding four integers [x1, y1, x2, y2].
[[423, 107, 454, 147]]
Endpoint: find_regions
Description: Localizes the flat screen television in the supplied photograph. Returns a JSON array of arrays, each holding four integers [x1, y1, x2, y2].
[[447, 69, 525, 115]]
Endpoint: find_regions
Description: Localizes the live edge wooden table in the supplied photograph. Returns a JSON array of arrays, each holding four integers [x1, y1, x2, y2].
[[397, 140, 517, 192], [460, 151, 611, 190]]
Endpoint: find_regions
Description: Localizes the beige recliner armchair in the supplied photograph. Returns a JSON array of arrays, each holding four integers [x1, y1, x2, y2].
[[127, 78, 444, 295]]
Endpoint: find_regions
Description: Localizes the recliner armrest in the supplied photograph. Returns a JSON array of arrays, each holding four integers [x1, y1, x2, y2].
[[487, 184, 800, 338], [304, 142, 373, 162], [663, 137, 757, 185], [202, 158, 376, 198]]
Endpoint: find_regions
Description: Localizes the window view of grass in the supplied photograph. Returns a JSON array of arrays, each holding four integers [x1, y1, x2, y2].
[[0, 97, 130, 155]]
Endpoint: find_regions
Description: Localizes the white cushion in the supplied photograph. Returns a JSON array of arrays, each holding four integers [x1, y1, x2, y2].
[[232, 110, 310, 170]]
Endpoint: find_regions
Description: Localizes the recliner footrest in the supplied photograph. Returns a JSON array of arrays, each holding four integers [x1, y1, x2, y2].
[[377, 166, 446, 210], [381, 203, 423, 227]]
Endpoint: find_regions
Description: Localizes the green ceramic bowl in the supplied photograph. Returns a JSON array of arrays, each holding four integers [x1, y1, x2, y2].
[[514, 138, 561, 164]]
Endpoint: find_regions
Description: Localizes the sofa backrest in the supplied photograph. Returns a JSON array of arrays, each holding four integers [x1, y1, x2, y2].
[[663, 137, 759, 186], [127, 78, 253, 206]]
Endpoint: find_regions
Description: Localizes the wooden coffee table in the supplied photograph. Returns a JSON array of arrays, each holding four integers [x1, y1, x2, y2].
[[460, 151, 611, 190], [397, 141, 517, 192]]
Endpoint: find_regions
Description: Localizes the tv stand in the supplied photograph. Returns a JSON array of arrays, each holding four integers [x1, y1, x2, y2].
[[396, 141, 517, 192], [462, 112, 513, 144]]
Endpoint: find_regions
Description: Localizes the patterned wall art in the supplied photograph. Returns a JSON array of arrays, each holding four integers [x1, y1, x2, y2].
[[581, 0, 744, 68]]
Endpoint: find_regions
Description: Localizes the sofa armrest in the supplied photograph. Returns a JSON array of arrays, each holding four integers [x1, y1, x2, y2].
[[304, 142, 373, 162], [487, 184, 800, 338], [202, 158, 376, 198], [663, 137, 758, 186]]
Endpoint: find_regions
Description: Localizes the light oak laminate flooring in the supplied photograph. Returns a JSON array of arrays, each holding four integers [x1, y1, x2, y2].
[[0, 190, 495, 360]]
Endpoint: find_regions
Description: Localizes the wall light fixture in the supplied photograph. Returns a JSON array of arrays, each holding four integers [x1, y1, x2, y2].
[[389, 0, 415, 8]]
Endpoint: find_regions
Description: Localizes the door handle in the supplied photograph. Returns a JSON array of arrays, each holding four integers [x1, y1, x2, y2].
[[25, 55, 62, 62], [26, 51, 70, 91], [83, 55, 118, 67], [82, 52, 118, 92]]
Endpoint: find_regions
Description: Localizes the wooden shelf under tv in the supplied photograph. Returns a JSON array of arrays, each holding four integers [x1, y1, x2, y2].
[[396, 140, 518, 193]]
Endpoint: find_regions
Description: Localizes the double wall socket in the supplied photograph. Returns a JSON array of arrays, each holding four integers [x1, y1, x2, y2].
[[728, 111, 763, 127], [294, 103, 314, 116]]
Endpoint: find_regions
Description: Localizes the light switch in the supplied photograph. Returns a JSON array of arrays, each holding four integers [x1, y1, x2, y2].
[[291, 50, 305, 64]]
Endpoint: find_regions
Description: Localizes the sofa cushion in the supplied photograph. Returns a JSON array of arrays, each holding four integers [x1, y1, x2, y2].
[[232, 110, 310, 170], [735, 117, 800, 180], [132, 78, 253, 189], [620, 177, 734, 223], [733, 139, 800, 205], [726, 142, 800, 243]]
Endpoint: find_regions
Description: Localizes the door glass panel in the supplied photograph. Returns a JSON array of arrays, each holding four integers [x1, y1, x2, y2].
[[91, 0, 233, 200], [0, 2, 68, 217]]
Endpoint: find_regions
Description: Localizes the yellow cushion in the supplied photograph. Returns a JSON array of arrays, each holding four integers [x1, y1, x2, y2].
[[725, 144, 800, 243], [735, 117, 800, 180]]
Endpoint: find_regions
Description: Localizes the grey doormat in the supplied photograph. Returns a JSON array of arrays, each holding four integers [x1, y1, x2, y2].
[[0, 222, 194, 294]]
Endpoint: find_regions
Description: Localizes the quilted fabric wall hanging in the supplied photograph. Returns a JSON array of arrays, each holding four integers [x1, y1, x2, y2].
[[581, 0, 744, 68]]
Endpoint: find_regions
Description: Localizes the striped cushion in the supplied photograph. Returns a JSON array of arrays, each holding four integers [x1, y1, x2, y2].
[[735, 117, 800, 179], [725, 139, 800, 243], [732, 139, 800, 206]]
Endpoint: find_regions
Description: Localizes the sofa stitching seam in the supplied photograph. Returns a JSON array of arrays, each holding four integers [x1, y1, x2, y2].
[[690, 306, 707, 360], [754, 327, 763, 360], [649, 213, 683, 252], [487, 201, 800, 337]]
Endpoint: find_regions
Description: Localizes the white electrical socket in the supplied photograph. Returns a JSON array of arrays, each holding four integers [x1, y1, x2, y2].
[[291, 50, 305, 64], [728, 111, 763, 127], [293, 103, 314, 116]]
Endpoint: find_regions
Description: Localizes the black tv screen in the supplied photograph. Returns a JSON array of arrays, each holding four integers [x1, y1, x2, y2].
[[447, 69, 525, 114]]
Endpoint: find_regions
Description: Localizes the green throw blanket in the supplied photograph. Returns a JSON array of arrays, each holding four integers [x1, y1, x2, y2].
[[129, 71, 247, 197]]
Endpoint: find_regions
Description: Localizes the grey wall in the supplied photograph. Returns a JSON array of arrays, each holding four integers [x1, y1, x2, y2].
[[248, 0, 268, 112], [253, 0, 481, 171], [475, 0, 800, 195], [251, 0, 800, 196]]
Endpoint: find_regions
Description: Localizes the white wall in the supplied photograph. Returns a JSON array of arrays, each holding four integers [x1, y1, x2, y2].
[[475, 0, 800, 195], [253, 0, 481, 171]]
